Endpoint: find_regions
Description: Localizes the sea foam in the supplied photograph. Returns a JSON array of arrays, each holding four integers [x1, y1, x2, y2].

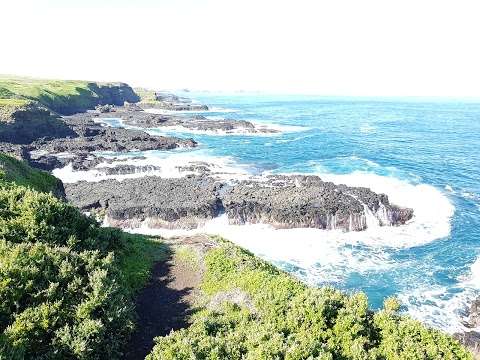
[[122, 169, 454, 283]]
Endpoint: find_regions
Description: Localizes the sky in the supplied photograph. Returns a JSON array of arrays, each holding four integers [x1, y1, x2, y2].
[[1, 0, 480, 96]]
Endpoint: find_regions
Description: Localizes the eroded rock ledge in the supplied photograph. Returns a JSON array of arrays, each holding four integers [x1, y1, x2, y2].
[[65, 174, 413, 232]]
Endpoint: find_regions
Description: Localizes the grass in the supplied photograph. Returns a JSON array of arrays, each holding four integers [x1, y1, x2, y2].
[[0, 153, 62, 195], [175, 245, 201, 271], [0, 75, 139, 115], [0, 99, 31, 107], [134, 87, 158, 103], [117, 233, 168, 293]]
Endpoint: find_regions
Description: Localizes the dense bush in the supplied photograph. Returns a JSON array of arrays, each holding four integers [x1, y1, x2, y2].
[[0, 241, 131, 359], [147, 241, 472, 360], [0, 179, 161, 359]]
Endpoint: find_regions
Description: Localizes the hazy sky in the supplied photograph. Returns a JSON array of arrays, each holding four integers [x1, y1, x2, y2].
[[2, 0, 479, 96]]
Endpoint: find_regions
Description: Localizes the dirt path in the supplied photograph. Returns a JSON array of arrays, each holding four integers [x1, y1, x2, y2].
[[122, 238, 205, 360]]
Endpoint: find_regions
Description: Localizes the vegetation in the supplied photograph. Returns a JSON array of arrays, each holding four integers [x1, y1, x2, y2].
[[0, 75, 139, 115], [0, 159, 165, 359], [147, 240, 472, 360], [0, 153, 62, 195], [0, 99, 31, 107], [134, 87, 158, 103]]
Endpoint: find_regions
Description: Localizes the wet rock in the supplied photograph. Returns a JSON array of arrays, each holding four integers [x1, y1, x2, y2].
[[95, 164, 162, 176], [221, 175, 413, 231], [65, 176, 223, 230], [64, 174, 413, 232], [117, 108, 278, 134], [124, 102, 143, 112]]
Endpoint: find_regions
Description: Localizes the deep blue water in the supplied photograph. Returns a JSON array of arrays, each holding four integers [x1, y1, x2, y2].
[[100, 94, 480, 332]]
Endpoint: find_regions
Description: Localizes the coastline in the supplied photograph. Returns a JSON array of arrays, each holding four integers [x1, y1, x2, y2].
[[1, 78, 480, 357]]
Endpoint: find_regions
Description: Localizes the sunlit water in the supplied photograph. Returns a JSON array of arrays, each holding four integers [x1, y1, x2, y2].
[[57, 94, 480, 333]]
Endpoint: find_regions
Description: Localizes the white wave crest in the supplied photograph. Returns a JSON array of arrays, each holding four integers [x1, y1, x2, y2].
[[399, 257, 480, 334], [52, 150, 254, 184]]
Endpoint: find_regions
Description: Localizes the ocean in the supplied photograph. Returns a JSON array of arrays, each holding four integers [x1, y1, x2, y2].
[[55, 93, 480, 334]]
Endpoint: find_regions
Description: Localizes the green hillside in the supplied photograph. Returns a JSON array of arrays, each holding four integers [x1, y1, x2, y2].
[[0, 153, 63, 196], [0, 76, 140, 115]]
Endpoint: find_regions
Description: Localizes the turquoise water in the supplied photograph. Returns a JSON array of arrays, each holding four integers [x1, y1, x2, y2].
[[106, 94, 480, 332]]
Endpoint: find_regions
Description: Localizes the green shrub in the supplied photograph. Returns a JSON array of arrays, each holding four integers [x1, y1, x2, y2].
[[0, 180, 163, 359], [0, 241, 132, 359], [147, 241, 472, 360]]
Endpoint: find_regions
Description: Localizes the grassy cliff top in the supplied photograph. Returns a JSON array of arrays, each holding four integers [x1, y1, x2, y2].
[[0, 75, 139, 115]]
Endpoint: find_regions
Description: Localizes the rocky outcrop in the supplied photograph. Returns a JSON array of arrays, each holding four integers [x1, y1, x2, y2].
[[463, 297, 480, 328], [0, 110, 197, 171], [66, 176, 223, 229], [136, 90, 209, 111], [64, 174, 413, 232], [95, 104, 116, 113], [0, 103, 76, 144], [32, 125, 195, 154], [454, 332, 480, 358], [222, 175, 413, 231], [89, 82, 140, 107], [102, 107, 278, 134], [50, 82, 140, 115]]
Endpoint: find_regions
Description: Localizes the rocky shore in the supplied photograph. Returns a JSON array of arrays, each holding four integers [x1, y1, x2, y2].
[[0, 88, 415, 235], [64, 174, 413, 232], [89, 105, 279, 134], [0, 103, 198, 171], [135, 89, 209, 111]]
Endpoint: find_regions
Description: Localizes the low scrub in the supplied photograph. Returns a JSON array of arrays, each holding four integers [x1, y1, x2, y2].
[[148, 240, 472, 360]]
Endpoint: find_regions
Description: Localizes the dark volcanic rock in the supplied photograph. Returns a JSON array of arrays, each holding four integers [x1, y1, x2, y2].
[[221, 175, 413, 231], [117, 108, 277, 134], [32, 126, 195, 154], [65, 176, 222, 229], [19, 112, 197, 171], [462, 297, 480, 329], [0, 143, 30, 161], [95, 104, 116, 113], [95, 164, 162, 176], [64, 174, 413, 232], [454, 331, 480, 357]]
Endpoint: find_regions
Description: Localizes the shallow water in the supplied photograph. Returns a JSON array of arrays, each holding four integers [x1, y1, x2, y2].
[[58, 94, 480, 333]]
